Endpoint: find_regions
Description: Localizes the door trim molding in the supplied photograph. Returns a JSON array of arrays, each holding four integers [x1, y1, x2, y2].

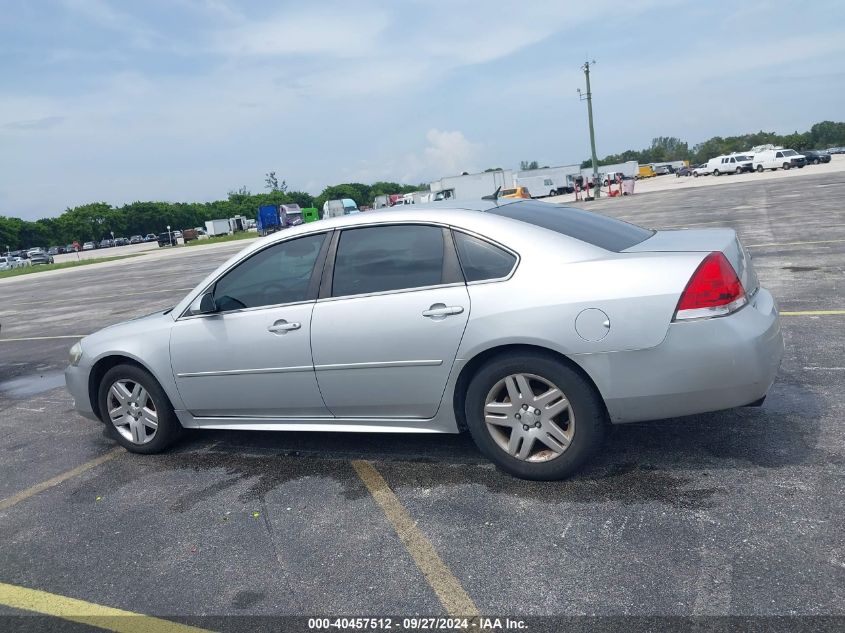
[[314, 359, 442, 371], [176, 365, 313, 378]]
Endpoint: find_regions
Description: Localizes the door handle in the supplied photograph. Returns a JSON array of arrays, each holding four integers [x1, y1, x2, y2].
[[267, 320, 301, 334], [422, 304, 464, 318]]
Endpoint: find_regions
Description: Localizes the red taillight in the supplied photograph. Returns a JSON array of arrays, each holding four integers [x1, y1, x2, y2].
[[674, 252, 746, 320]]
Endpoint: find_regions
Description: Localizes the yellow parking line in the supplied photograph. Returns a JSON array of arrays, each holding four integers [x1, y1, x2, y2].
[[780, 310, 845, 316], [746, 238, 845, 248], [351, 460, 480, 618], [0, 447, 122, 512], [0, 582, 214, 633]]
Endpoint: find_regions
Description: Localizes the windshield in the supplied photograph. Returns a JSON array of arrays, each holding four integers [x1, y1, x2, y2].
[[782, 149, 797, 156]]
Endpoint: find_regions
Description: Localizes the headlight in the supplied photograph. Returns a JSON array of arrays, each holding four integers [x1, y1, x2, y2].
[[69, 342, 83, 366]]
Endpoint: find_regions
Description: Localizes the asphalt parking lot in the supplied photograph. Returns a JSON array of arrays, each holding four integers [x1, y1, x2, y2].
[[0, 172, 843, 631]]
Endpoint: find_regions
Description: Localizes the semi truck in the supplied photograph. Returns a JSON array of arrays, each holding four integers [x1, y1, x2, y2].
[[322, 198, 359, 218], [256, 204, 308, 236]]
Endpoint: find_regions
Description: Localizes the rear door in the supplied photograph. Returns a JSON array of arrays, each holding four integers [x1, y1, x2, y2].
[[310, 224, 469, 418]]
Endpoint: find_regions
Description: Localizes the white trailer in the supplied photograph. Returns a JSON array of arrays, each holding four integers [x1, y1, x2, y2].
[[429, 169, 514, 201], [205, 219, 230, 236], [580, 160, 638, 184], [515, 165, 581, 197]]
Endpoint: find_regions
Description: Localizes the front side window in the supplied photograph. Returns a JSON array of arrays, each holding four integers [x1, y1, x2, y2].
[[213, 233, 326, 311], [332, 225, 444, 297]]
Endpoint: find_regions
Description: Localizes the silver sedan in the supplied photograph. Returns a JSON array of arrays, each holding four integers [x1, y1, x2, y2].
[[65, 200, 783, 479]]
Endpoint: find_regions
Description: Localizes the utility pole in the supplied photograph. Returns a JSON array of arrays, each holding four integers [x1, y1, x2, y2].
[[578, 60, 600, 198]]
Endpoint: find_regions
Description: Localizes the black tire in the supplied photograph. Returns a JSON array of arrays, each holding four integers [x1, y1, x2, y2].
[[813, 159, 820, 165], [783, 163, 790, 170], [756, 164, 764, 173], [98, 363, 182, 454], [693, 172, 699, 178], [713, 169, 720, 176], [464, 353, 606, 480]]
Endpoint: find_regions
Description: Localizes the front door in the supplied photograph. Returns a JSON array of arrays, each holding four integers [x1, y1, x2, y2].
[[171, 232, 330, 419], [311, 224, 469, 418]]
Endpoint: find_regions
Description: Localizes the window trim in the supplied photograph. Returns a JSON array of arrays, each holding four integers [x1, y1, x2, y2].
[[178, 230, 333, 320], [320, 223, 465, 302], [451, 228, 520, 286]]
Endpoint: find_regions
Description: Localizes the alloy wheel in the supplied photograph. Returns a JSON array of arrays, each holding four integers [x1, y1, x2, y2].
[[106, 379, 158, 445], [483, 373, 575, 462]]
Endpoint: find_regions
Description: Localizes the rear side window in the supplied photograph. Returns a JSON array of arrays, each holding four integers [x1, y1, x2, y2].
[[453, 231, 516, 282], [488, 200, 654, 252], [332, 225, 445, 297]]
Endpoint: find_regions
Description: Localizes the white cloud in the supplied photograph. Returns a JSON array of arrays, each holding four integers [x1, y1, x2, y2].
[[402, 129, 483, 182], [214, 7, 389, 58]]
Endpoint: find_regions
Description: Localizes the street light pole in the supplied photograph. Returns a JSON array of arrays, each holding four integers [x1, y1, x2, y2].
[[578, 60, 600, 199]]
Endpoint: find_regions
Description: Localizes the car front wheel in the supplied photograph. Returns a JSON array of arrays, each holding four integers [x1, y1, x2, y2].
[[464, 354, 606, 480], [98, 364, 182, 454]]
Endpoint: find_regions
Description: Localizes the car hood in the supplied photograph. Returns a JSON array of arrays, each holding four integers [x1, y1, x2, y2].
[[83, 308, 172, 348]]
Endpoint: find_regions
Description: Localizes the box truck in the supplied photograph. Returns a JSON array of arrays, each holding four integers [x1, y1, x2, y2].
[[515, 165, 581, 197]]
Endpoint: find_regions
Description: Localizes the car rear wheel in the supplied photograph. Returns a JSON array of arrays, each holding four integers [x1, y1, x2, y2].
[[783, 163, 791, 170], [464, 354, 606, 480], [98, 364, 182, 454], [813, 159, 820, 165], [756, 165, 764, 173]]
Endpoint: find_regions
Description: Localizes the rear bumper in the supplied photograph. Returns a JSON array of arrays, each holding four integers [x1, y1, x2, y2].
[[575, 288, 784, 423]]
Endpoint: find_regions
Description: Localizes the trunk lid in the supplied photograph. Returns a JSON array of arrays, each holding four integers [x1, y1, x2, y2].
[[624, 228, 759, 294]]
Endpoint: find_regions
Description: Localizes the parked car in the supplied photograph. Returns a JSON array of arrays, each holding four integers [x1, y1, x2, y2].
[[500, 187, 532, 199], [28, 251, 54, 265], [157, 232, 176, 247], [66, 200, 783, 480], [114, 237, 129, 246], [67, 244, 79, 252], [0, 256, 12, 271], [675, 165, 694, 177], [130, 235, 143, 244], [826, 147, 845, 154], [753, 148, 806, 172], [144, 234, 158, 242], [11, 256, 31, 268], [99, 239, 114, 248], [801, 150, 831, 165], [48, 246, 66, 255], [82, 242, 96, 251], [652, 165, 672, 176], [692, 164, 710, 177]]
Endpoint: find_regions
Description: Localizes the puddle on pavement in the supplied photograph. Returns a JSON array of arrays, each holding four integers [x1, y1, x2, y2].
[[0, 370, 65, 398]]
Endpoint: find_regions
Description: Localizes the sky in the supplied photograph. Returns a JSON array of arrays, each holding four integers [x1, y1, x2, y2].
[[2, 0, 844, 220]]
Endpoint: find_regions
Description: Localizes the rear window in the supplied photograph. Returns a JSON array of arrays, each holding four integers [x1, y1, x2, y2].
[[487, 200, 654, 252]]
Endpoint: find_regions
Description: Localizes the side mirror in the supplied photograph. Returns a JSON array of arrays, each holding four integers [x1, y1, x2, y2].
[[190, 292, 217, 315]]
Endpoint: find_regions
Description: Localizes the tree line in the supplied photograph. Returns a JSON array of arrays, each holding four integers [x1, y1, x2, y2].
[[0, 181, 426, 251], [580, 120, 845, 168]]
